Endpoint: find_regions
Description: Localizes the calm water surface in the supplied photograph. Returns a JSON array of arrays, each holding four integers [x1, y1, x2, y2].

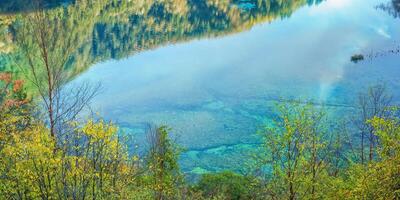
[[53, 0, 400, 173]]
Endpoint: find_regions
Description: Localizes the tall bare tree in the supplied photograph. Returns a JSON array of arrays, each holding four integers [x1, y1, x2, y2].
[[14, 0, 99, 138], [353, 84, 392, 164]]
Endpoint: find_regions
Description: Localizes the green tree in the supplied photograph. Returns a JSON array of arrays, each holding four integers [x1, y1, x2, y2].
[[145, 126, 183, 200], [194, 171, 261, 200], [258, 102, 330, 199]]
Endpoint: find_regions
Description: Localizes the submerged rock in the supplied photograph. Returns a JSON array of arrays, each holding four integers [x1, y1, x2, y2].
[[190, 167, 210, 175]]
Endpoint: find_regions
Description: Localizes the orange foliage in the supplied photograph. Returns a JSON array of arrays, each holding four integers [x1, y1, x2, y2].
[[13, 79, 24, 92], [0, 72, 12, 83], [0, 72, 28, 109]]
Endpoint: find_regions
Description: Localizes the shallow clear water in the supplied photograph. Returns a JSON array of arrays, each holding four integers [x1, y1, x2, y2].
[[65, 0, 400, 174]]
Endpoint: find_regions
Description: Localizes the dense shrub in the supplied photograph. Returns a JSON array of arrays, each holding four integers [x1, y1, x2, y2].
[[194, 171, 260, 200]]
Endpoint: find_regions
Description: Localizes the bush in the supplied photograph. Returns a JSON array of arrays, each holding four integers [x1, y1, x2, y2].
[[194, 171, 259, 200]]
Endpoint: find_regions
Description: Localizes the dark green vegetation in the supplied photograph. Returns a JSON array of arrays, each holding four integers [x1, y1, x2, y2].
[[194, 171, 260, 200], [0, 0, 73, 14]]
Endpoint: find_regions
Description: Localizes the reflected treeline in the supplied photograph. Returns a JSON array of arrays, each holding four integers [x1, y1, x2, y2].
[[377, 0, 400, 18], [0, 0, 323, 81], [0, 0, 73, 14]]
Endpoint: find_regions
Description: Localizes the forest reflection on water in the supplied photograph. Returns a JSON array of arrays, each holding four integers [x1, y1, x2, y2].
[[1, 0, 400, 174], [1, 0, 323, 73]]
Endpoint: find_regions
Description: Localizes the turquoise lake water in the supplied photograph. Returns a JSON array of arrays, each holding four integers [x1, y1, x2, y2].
[[53, 0, 400, 174]]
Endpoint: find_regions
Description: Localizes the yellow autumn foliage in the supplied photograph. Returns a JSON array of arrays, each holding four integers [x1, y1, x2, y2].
[[0, 117, 147, 199]]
